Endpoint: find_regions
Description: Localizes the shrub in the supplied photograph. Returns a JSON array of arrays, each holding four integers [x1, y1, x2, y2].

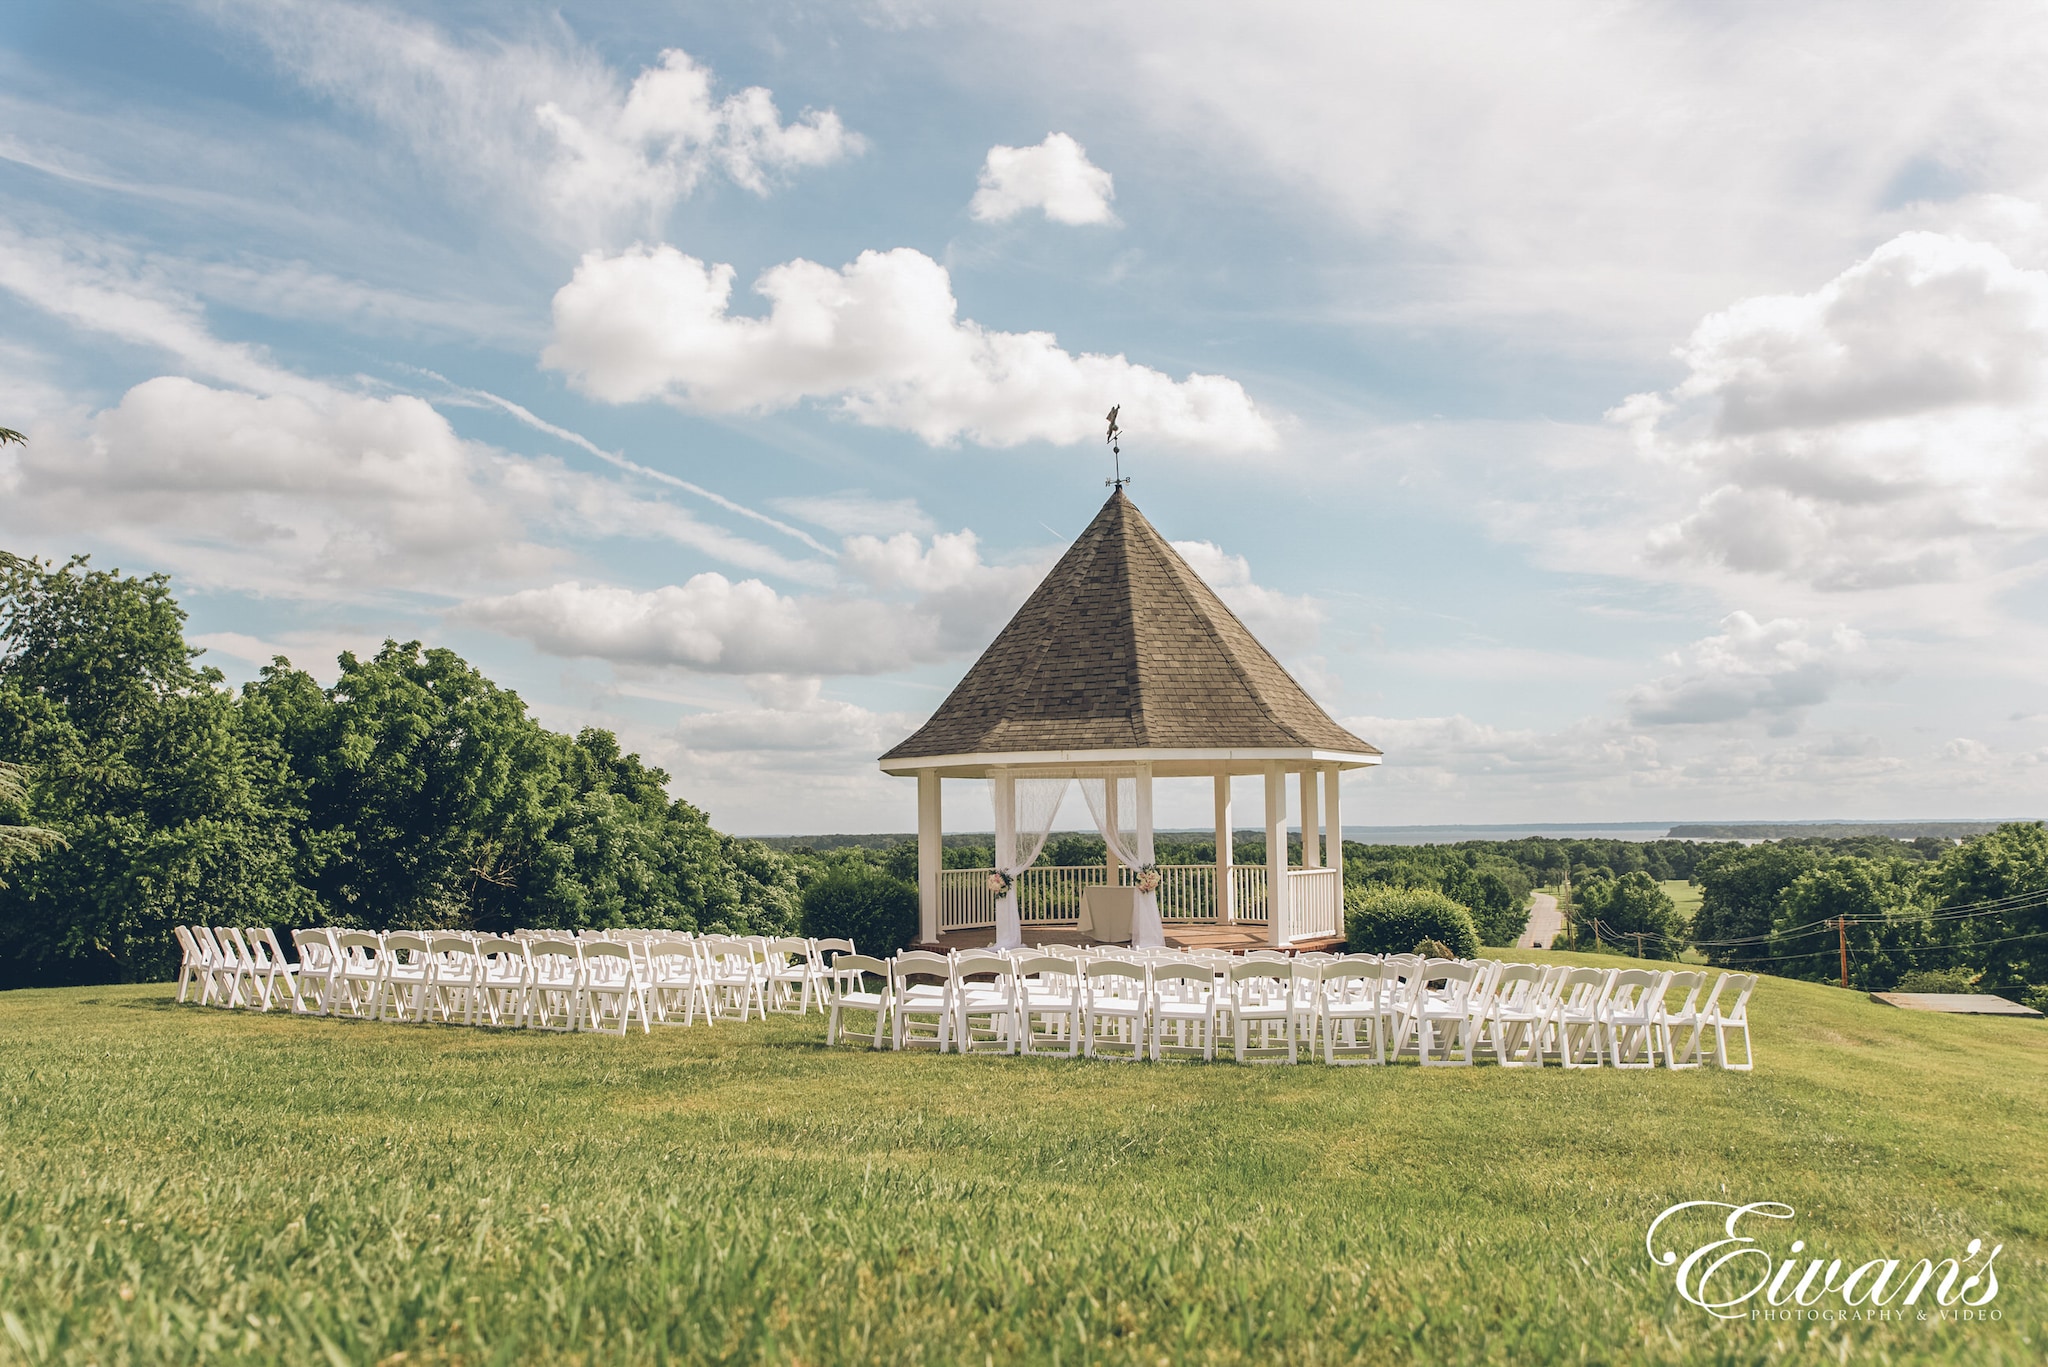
[[1345, 887, 1479, 959], [1413, 937, 1455, 960], [800, 864, 919, 957], [1895, 967, 1980, 994], [2021, 986, 2048, 1015]]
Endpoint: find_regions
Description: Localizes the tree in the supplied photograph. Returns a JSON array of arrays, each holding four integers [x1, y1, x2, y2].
[[1576, 871, 1685, 959], [1923, 822, 2048, 990], [1692, 843, 1821, 969], [1344, 887, 1480, 958], [0, 759, 65, 879], [0, 555, 314, 986], [1771, 857, 1925, 989]]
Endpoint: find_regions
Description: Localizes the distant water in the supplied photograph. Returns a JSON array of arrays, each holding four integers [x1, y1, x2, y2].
[[1339, 823, 1674, 845]]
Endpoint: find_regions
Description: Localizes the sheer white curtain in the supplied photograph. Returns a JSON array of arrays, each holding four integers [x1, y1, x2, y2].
[[989, 774, 1071, 949], [1079, 769, 1167, 948]]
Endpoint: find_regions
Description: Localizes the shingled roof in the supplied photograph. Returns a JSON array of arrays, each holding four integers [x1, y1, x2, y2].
[[880, 489, 1379, 764]]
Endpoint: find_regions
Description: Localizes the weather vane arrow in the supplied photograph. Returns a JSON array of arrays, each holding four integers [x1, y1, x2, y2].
[[1105, 404, 1129, 488]]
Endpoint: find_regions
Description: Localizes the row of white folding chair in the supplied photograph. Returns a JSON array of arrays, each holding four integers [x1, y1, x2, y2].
[[285, 928, 650, 1035], [173, 925, 302, 1011]]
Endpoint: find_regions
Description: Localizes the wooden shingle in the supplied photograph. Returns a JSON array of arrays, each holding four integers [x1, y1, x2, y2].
[[880, 489, 1379, 761]]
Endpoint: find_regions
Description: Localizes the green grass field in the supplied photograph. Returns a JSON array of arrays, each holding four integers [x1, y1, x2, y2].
[[2, 950, 2042, 1365]]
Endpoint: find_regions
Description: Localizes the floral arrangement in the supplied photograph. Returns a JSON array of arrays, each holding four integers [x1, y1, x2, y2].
[[1134, 864, 1162, 894], [987, 870, 1014, 896]]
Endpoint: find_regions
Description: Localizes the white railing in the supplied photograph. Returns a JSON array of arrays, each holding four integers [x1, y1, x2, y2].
[[1283, 866, 1343, 943], [1231, 865, 1269, 924], [938, 864, 1244, 930]]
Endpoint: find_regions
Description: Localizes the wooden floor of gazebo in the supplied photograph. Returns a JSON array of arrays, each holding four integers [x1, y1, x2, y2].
[[915, 926, 1347, 955]]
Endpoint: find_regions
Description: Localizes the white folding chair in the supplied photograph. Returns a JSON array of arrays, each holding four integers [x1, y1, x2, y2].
[[891, 951, 953, 1051], [1082, 960, 1148, 1061], [331, 931, 383, 1019], [377, 932, 433, 1023], [208, 926, 251, 1008], [473, 936, 530, 1027], [424, 934, 483, 1024], [232, 927, 297, 1012], [1414, 960, 1479, 1067], [172, 926, 208, 1004], [1654, 970, 1709, 1069], [1310, 960, 1388, 1066], [646, 937, 713, 1027], [825, 954, 893, 1048], [761, 936, 816, 1014], [580, 941, 649, 1035], [1485, 963, 1549, 1067], [524, 939, 584, 1031], [952, 952, 1020, 1054], [1227, 960, 1298, 1063], [1703, 973, 1759, 1071], [1551, 967, 1615, 1068], [1013, 954, 1082, 1057], [1603, 968, 1667, 1069], [1149, 962, 1220, 1062], [701, 936, 767, 1022]]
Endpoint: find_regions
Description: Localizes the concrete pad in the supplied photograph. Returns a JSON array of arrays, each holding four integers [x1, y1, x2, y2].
[[1869, 992, 2042, 1016]]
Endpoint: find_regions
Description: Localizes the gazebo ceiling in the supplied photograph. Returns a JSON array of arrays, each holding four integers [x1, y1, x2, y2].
[[879, 488, 1381, 776]]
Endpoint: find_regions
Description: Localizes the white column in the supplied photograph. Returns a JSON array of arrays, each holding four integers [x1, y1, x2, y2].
[[1135, 763, 1155, 861], [1299, 767, 1321, 868], [1265, 762, 1288, 948], [992, 768, 1017, 875], [1213, 773, 1234, 924], [1324, 766, 1343, 888], [917, 770, 941, 946], [1103, 774, 1121, 883]]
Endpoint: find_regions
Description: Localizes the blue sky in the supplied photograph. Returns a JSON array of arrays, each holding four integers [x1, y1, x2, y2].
[[4, 1, 2046, 833]]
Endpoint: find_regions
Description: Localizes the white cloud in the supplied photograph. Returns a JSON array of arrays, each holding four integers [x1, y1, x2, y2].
[[960, 4, 2048, 343], [1623, 612, 1868, 732], [458, 529, 1046, 675], [1617, 230, 2048, 592], [772, 491, 936, 537], [214, 2, 857, 242], [0, 374, 826, 598], [542, 243, 1278, 452], [535, 48, 861, 218], [970, 132, 1117, 225], [458, 577, 937, 674]]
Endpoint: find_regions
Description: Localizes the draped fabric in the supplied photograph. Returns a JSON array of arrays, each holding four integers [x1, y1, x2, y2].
[[1079, 771, 1167, 948], [989, 776, 1071, 949]]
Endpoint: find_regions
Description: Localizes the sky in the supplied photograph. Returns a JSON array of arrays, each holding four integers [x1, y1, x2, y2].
[[3, 1, 2046, 835]]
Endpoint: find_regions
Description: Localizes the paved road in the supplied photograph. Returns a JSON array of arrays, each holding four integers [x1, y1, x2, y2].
[[1517, 891, 1562, 949]]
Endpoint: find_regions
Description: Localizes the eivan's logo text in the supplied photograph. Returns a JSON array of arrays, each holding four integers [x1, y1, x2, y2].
[[1647, 1201, 2002, 1322]]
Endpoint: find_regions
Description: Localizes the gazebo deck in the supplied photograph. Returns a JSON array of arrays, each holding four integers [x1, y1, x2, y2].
[[916, 925, 1347, 955]]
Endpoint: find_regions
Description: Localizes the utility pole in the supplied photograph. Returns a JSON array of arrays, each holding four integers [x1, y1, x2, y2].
[[1838, 915, 1849, 989], [1635, 931, 1646, 960]]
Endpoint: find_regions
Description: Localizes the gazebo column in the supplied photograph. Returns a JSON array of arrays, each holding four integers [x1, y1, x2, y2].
[[1213, 774, 1233, 924], [917, 771, 942, 945], [1264, 762, 1289, 948], [1324, 766, 1343, 887], [1299, 768, 1321, 868], [1103, 776, 1121, 885]]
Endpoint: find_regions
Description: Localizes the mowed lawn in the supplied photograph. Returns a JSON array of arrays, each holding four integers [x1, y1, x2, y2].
[[1, 950, 2043, 1366]]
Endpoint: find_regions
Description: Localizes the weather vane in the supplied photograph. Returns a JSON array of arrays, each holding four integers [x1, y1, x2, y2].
[[1104, 404, 1130, 489]]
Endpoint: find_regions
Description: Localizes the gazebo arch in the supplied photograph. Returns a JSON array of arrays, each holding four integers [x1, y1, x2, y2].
[[878, 488, 1381, 951]]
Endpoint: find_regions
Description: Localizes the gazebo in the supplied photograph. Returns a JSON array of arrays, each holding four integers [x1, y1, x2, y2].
[[878, 488, 1381, 952]]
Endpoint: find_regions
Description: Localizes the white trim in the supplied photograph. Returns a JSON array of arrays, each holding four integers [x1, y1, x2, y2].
[[879, 745, 1381, 778]]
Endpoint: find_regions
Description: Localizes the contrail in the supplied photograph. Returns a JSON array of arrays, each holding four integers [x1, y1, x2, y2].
[[413, 370, 835, 557]]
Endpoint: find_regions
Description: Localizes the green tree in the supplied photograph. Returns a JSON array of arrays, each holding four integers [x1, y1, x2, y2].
[[1770, 857, 1925, 989], [1576, 870, 1685, 959], [1692, 843, 1821, 969], [0, 555, 314, 986], [1923, 822, 2048, 990]]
